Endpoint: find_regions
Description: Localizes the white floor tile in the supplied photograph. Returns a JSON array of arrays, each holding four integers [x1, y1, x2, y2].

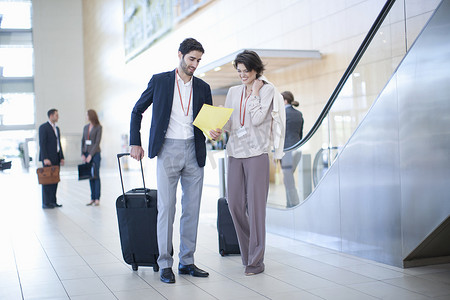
[[268, 267, 342, 290], [81, 252, 122, 265], [383, 275, 450, 298], [70, 293, 117, 300], [113, 288, 166, 300], [1, 168, 450, 299], [89, 262, 133, 277], [0, 285, 23, 300], [21, 281, 68, 299], [308, 253, 366, 267], [269, 290, 324, 300], [155, 283, 218, 299], [237, 273, 303, 297], [417, 270, 450, 285], [341, 263, 407, 280], [18, 268, 61, 285], [309, 285, 379, 300], [100, 273, 151, 292], [194, 279, 264, 299], [0, 271, 20, 288], [49, 255, 88, 269], [348, 280, 433, 300], [62, 277, 111, 297], [55, 265, 98, 280]]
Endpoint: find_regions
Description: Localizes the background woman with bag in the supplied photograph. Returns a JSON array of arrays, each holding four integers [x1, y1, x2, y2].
[[81, 109, 102, 206]]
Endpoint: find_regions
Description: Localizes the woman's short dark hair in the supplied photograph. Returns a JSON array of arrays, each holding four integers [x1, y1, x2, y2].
[[282, 91, 299, 107], [233, 50, 265, 78], [178, 38, 204, 56]]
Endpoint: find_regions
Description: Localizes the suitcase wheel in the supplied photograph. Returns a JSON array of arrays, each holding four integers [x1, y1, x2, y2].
[[220, 249, 225, 257], [132, 264, 138, 271], [153, 265, 159, 272]]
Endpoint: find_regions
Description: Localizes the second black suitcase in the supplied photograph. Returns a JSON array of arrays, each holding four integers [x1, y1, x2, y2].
[[116, 153, 159, 271], [217, 197, 240, 256]]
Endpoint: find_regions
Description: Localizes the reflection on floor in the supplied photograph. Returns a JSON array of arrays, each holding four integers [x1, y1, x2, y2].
[[1, 160, 450, 299]]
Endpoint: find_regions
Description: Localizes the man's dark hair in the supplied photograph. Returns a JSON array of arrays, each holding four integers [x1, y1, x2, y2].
[[233, 50, 266, 78], [47, 108, 58, 118], [178, 38, 204, 56]]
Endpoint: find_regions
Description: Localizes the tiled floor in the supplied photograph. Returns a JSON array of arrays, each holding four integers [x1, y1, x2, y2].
[[1, 159, 450, 299]]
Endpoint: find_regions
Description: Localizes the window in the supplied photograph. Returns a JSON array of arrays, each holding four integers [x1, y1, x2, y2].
[[0, 93, 34, 125], [0, 1, 32, 29], [0, 0, 34, 170], [0, 48, 33, 77]]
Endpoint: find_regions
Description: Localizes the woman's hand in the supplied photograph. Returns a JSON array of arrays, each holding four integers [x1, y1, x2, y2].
[[209, 128, 222, 140], [252, 79, 264, 95]]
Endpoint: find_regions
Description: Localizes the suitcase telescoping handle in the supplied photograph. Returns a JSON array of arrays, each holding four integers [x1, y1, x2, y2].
[[117, 153, 148, 204]]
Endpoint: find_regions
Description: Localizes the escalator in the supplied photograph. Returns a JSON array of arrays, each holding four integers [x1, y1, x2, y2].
[[266, 0, 450, 268]]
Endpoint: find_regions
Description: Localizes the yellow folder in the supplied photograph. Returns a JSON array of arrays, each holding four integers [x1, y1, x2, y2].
[[193, 104, 234, 139]]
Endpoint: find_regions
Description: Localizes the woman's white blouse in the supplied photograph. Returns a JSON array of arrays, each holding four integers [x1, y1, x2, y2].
[[224, 83, 274, 158]]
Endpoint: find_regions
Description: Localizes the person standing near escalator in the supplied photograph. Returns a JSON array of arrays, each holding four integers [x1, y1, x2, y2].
[[281, 91, 304, 207]]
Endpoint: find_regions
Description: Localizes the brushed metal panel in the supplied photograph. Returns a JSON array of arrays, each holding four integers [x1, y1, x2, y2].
[[293, 161, 341, 251], [266, 208, 295, 239], [266, 0, 450, 267], [397, 0, 450, 258], [338, 78, 403, 266]]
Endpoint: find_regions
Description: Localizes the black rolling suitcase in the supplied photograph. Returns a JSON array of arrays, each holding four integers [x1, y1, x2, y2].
[[217, 197, 240, 256], [116, 153, 159, 272]]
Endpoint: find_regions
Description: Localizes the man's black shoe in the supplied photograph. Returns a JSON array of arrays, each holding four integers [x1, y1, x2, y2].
[[54, 203, 62, 207], [42, 205, 54, 209], [178, 263, 209, 277], [160, 268, 175, 283]]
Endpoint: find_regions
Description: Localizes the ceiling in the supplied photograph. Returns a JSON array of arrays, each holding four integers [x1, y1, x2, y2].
[[195, 49, 321, 93]]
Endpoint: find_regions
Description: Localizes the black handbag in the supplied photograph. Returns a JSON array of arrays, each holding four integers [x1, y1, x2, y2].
[[78, 162, 96, 180]]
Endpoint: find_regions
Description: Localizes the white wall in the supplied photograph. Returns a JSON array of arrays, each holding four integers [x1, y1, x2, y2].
[[32, 0, 85, 165], [31, 0, 438, 168]]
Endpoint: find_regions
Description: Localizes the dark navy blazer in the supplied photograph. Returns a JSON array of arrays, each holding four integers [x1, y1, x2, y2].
[[39, 122, 64, 165], [284, 105, 304, 148], [130, 69, 213, 167]]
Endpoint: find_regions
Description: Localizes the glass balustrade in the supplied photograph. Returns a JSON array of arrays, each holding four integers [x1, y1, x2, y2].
[[267, 0, 439, 209]]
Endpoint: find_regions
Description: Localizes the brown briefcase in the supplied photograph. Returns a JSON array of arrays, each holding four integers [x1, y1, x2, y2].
[[36, 165, 60, 185]]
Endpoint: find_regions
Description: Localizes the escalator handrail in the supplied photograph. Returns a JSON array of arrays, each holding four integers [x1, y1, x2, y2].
[[284, 0, 397, 152]]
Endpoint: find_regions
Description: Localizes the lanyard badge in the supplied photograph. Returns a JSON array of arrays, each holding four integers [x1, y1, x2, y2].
[[176, 69, 193, 116]]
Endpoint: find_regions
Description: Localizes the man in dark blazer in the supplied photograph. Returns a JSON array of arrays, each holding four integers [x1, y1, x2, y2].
[[39, 108, 64, 209], [130, 38, 212, 284]]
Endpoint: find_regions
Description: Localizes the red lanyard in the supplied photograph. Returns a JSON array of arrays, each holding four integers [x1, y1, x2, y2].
[[240, 87, 251, 126], [87, 125, 92, 140], [176, 69, 193, 116]]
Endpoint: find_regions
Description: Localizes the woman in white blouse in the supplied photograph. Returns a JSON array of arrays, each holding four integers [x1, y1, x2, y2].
[[211, 50, 275, 275]]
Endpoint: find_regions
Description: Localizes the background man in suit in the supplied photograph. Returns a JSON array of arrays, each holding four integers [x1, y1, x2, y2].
[[39, 108, 64, 209], [281, 91, 304, 207], [130, 38, 212, 284]]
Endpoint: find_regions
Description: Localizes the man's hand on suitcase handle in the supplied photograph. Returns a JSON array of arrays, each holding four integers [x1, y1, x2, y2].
[[130, 145, 145, 161]]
